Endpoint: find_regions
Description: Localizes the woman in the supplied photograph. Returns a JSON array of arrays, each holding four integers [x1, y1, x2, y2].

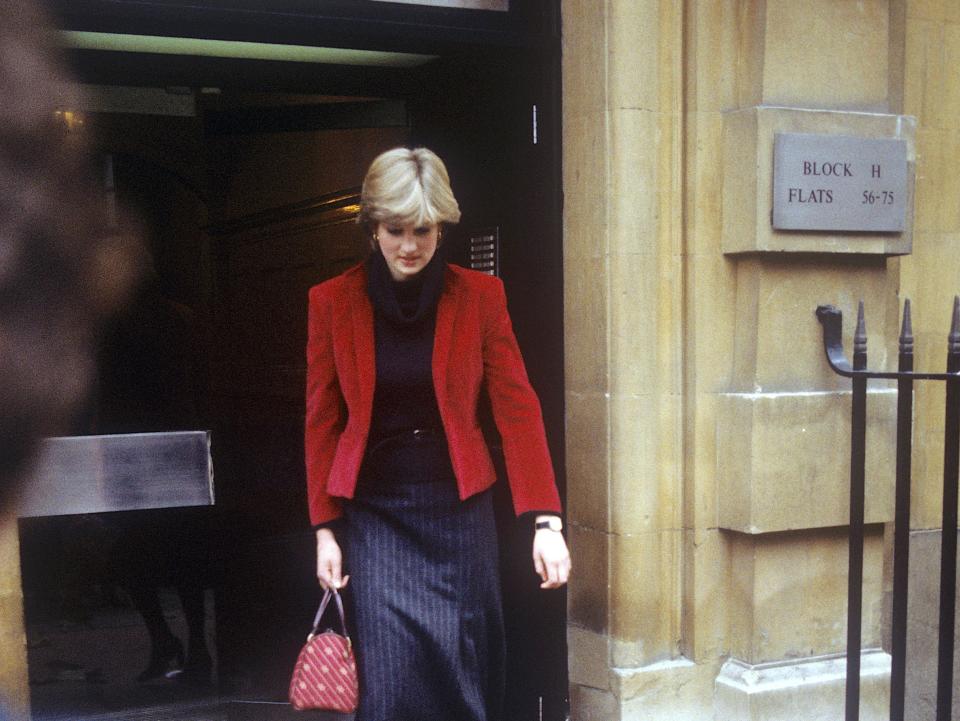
[[305, 147, 570, 721]]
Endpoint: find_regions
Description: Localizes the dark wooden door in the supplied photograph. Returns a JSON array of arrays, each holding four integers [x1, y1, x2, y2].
[[206, 51, 569, 712], [207, 45, 570, 717], [407, 42, 568, 721]]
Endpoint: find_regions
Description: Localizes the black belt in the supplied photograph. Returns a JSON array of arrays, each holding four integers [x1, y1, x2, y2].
[[366, 427, 443, 456]]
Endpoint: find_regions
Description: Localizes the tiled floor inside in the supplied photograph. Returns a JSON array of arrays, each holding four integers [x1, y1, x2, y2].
[[25, 589, 351, 721], [32, 700, 348, 721]]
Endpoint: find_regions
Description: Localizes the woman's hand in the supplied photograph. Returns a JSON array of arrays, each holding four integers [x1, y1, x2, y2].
[[532, 521, 571, 590], [316, 528, 349, 590]]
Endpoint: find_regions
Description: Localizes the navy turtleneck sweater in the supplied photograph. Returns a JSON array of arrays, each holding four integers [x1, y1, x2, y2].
[[361, 247, 455, 484]]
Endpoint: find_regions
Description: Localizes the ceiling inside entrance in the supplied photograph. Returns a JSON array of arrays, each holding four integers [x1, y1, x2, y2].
[[61, 31, 438, 67], [370, 0, 508, 9]]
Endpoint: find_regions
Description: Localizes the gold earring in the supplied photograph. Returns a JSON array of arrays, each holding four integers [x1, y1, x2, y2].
[[373, 234, 379, 243]]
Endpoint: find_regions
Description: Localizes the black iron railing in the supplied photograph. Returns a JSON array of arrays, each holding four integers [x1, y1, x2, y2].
[[817, 298, 960, 721]]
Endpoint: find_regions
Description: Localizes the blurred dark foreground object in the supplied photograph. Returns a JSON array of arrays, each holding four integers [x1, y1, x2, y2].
[[0, 1, 141, 513]]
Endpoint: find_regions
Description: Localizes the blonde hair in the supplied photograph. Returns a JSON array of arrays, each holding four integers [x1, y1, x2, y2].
[[358, 147, 461, 235]]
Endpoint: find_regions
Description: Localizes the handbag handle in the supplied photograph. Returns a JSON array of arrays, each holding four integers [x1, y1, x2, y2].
[[308, 587, 351, 643]]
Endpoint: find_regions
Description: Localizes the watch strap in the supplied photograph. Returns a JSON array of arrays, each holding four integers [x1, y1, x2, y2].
[[535, 517, 562, 532]]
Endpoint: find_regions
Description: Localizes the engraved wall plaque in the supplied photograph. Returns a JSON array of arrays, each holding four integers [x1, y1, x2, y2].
[[772, 133, 908, 232]]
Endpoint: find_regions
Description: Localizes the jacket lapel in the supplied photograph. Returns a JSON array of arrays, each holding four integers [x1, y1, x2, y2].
[[350, 274, 376, 423], [432, 267, 461, 409]]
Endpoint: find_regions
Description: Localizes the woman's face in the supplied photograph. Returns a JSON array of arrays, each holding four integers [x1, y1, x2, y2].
[[375, 221, 440, 282]]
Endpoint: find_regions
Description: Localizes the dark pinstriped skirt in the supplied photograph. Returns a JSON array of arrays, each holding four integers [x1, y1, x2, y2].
[[343, 476, 505, 721]]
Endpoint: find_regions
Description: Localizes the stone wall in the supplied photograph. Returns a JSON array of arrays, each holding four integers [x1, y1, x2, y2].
[[562, 1, 958, 718], [897, 1, 960, 714], [0, 512, 27, 719]]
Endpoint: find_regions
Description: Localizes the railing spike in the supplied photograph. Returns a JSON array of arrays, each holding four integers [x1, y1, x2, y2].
[[949, 296, 960, 356], [854, 300, 867, 357], [817, 297, 960, 719], [900, 299, 914, 355]]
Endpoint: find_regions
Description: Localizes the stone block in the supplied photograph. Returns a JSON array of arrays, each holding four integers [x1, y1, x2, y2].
[[943, 131, 960, 231], [617, 657, 717, 721], [609, 255, 662, 397], [568, 524, 609, 633], [654, 110, 682, 256], [0, 515, 27, 719], [608, 395, 663, 536], [727, 527, 884, 664], [909, 379, 950, 531], [721, 106, 916, 255], [889, 0, 907, 115], [907, 0, 946, 21], [610, 394, 683, 534], [687, 113, 726, 251], [715, 651, 891, 721], [0, 518, 22, 594], [609, 530, 679, 666], [0, 590, 28, 721], [687, 394, 722, 530], [734, 0, 767, 108], [562, 114, 609, 260], [563, 256, 608, 392], [609, 109, 660, 245], [570, 683, 619, 721], [685, 5, 739, 113], [903, 18, 927, 120], [763, 0, 890, 111], [905, 19, 945, 129], [923, 22, 952, 131], [607, 0, 659, 113], [915, 128, 945, 233], [729, 256, 899, 393], [681, 528, 731, 663], [727, 531, 756, 661], [900, 234, 960, 361], [944, 26, 960, 132], [895, 269, 960, 530], [717, 390, 896, 533], [561, 0, 609, 121], [899, 529, 960, 721], [568, 626, 611, 692], [565, 391, 610, 532], [686, 256, 737, 392]]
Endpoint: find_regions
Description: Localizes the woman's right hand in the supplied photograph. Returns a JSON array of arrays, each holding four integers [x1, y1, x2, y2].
[[316, 528, 349, 590]]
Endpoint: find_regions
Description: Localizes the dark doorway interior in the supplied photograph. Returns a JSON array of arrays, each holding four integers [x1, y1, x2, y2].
[[21, 4, 565, 719]]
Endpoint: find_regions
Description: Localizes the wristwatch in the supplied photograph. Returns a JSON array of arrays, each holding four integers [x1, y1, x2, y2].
[[535, 516, 563, 532]]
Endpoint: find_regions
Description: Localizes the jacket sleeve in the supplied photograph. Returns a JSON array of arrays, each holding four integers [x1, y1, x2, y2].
[[481, 277, 562, 516], [305, 284, 346, 526]]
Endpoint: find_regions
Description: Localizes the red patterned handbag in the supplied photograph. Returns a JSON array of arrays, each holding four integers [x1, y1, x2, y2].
[[289, 588, 359, 713]]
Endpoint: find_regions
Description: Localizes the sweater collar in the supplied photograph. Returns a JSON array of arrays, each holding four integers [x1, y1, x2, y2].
[[366, 245, 447, 325]]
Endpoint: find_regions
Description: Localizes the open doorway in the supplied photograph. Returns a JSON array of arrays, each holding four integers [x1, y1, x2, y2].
[[23, 4, 566, 719], [20, 88, 413, 719]]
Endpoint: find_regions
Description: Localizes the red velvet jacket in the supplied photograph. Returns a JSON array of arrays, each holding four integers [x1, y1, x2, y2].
[[305, 262, 561, 526]]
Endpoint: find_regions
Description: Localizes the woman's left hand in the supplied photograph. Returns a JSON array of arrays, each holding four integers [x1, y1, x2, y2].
[[532, 528, 571, 589]]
